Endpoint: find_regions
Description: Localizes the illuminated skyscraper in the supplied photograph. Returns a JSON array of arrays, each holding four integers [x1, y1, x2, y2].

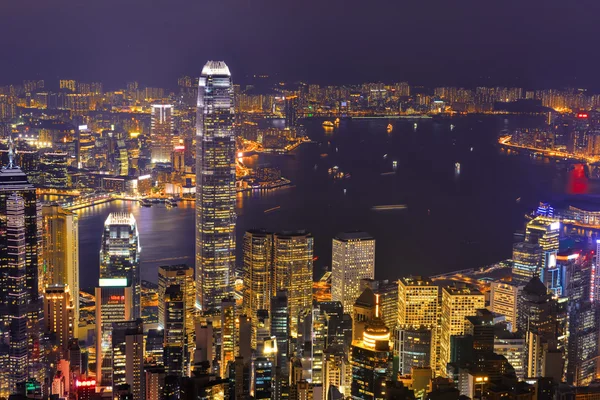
[[100, 213, 141, 318], [95, 278, 133, 392], [489, 282, 521, 332], [397, 276, 438, 328], [242, 229, 273, 348], [439, 286, 485, 376], [525, 217, 560, 274], [221, 296, 238, 377], [157, 265, 195, 358], [331, 232, 375, 315], [112, 319, 144, 400], [195, 60, 237, 310], [44, 284, 75, 357], [512, 242, 543, 285], [273, 231, 314, 336], [0, 145, 42, 394], [42, 204, 79, 323], [150, 104, 174, 163], [164, 285, 186, 377]]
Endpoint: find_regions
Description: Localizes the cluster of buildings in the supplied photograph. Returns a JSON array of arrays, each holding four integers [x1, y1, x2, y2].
[[3, 60, 600, 400]]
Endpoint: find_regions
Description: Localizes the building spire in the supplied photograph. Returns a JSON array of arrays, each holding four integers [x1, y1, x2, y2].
[[7, 135, 15, 169]]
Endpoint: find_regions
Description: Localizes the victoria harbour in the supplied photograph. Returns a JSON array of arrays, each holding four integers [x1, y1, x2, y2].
[[76, 115, 584, 289]]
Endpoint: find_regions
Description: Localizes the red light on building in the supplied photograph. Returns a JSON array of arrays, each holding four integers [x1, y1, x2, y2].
[[76, 379, 96, 387], [577, 113, 589, 118]]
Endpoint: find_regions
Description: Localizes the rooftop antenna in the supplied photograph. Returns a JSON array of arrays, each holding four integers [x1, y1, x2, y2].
[[6, 134, 15, 169]]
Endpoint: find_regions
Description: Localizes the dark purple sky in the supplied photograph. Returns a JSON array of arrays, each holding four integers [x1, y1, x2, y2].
[[1, 0, 599, 89]]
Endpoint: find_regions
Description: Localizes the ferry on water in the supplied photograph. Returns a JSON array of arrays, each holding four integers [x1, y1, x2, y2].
[[322, 121, 335, 128], [165, 198, 178, 208], [372, 204, 408, 211], [140, 199, 152, 207], [387, 123, 393, 133]]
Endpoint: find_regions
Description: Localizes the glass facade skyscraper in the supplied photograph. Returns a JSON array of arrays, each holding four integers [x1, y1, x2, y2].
[[195, 60, 237, 310]]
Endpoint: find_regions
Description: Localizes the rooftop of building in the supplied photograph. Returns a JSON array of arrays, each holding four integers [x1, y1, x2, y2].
[[334, 231, 374, 241], [442, 285, 483, 296], [201, 61, 231, 77], [400, 275, 435, 287]]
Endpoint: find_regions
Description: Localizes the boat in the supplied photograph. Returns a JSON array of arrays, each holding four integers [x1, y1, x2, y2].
[[139, 199, 152, 207], [320, 153, 328, 158], [381, 172, 396, 176], [450, 124, 455, 131], [413, 123, 418, 130], [322, 121, 335, 128], [264, 206, 281, 214], [165, 198, 178, 208], [334, 118, 340, 125], [387, 123, 393, 133], [372, 204, 408, 211], [392, 161, 398, 168], [383, 154, 388, 159], [455, 162, 461, 174]]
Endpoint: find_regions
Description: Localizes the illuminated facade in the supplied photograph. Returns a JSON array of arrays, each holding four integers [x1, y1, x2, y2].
[[397, 276, 439, 328], [150, 104, 174, 163], [273, 231, 314, 336], [525, 217, 560, 273], [489, 282, 521, 332], [42, 204, 79, 323], [331, 232, 375, 315], [221, 296, 238, 378], [242, 229, 273, 349], [439, 286, 485, 376], [44, 284, 75, 357], [164, 285, 186, 377], [157, 264, 195, 360], [195, 60, 237, 310], [100, 213, 141, 318], [512, 242, 543, 285], [350, 295, 392, 400], [112, 319, 144, 400], [0, 147, 42, 393], [95, 279, 133, 392]]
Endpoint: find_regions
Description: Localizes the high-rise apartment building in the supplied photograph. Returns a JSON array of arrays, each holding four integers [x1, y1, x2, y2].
[[112, 319, 144, 400], [195, 61, 237, 310], [439, 286, 485, 376], [273, 231, 314, 336], [100, 213, 141, 318], [150, 104, 174, 163], [42, 204, 79, 323], [331, 232, 375, 315]]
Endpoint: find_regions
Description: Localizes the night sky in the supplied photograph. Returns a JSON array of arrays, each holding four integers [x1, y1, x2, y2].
[[1, 0, 599, 89]]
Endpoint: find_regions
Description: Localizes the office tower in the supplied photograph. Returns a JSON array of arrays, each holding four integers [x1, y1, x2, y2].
[[40, 152, 69, 188], [331, 232, 376, 314], [494, 329, 525, 380], [271, 291, 289, 398], [567, 302, 600, 386], [398, 328, 433, 375], [397, 276, 439, 328], [525, 217, 560, 272], [150, 104, 174, 163], [350, 296, 392, 400], [145, 366, 166, 400], [221, 296, 237, 377], [146, 329, 164, 365], [0, 146, 41, 393], [284, 96, 299, 127], [489, 282, 521, 332], [517, 277, 562, 379], [95, 278, 133, 392], [41, 204, 79, 323], [376, 280, 399, 334], [100, 213, 141, 318], [44, 284, 75, 356], [112, 319, 144, 400], [512, 242, 543, 285], [68, 339, 82, 376], [252, 357, 273, 399], [195, 60, 237, 311], [439, 286, 485, 377], [75, 378, 97, 400], [157, 264, 195, 356], [164, 285, 186, 377], [243, 229, 273, 348], [273, 231, 314, 336], [323, 348, 350, 398]]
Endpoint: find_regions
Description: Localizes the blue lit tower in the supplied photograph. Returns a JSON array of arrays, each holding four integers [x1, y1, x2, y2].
[[195, 61, 237, 310]]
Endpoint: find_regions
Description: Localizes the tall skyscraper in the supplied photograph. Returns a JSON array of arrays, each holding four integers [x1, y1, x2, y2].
[[270, 290, 290, 398], [331, 232, 376, 314], [0, 145, 42, 393], [195, 60, 237, 311], [397, 276, 439, 328], [242, 229, 273, 348], [44, 284, 75, 357], [512, 242, 543, 285], [42, 204, 79, 324], [163, 285, 186, 377], [112, 319, 144, 400], [95, 278, 133, 392], [150, 104, 174, 163], [525, 217, 560, 275], [100, 213, 141, 318], [273, 231, 314, 336], [489, 282, 521, 332], [439, 286, 485, 376]]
